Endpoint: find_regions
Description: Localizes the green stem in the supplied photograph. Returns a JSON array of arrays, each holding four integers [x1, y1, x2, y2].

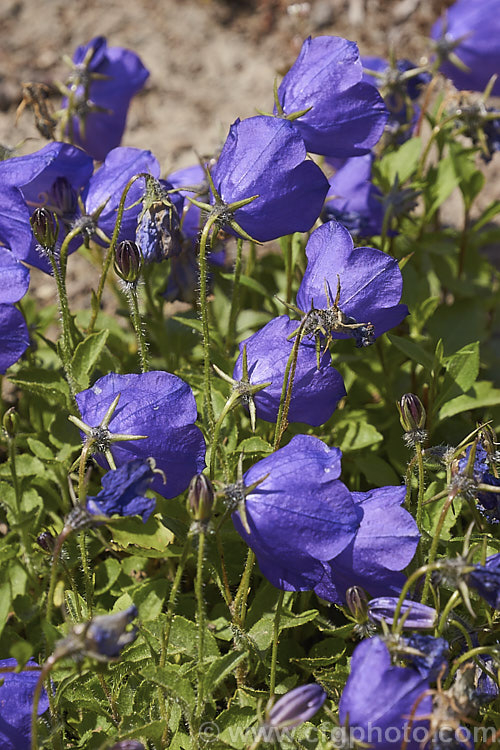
[[404, 455, 418, 510], [445, 617, 474, 651], [448, 646, 498, 681], [233, 549, 255, 627], [47, 251, 77, 395], [269, 591, 284, 696], [391, 564, 437, 632], [198, 214, 219, 436], [46, 526, 73, 623], [31, 656, 57, 750], [415, 442, 426, 565], [436, 590, 461, 635], [124, 283, 149, 373], [195, 530, 206, 720], [421, 494, 455, 604], [273, 321, 306, 451], [226, 238, 244, 350], [79, 531, 93, 616], [209, 391, 240, 479], [87, 173, 148, 334], [215, 530, 233, 607]]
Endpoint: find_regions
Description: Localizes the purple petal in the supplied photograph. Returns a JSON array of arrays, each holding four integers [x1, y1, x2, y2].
[[0, 304, 29, 374], [0, 248, 30, 303]]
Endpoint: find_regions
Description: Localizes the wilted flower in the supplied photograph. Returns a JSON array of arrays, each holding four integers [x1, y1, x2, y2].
[[0, 658, 49, 750], [62, 36, 149, 160], [75, 371, 206, 499], [86, 458, 157, 522], [467, 553, 500, 609], [398, 634, 449, 681], [232, 315, 346, 426], [210, 115, 329, 242], [296, 221, 408, 345], [275, 35, 388, 157], [265, 684, 326, 730], [431, 0, 500, 96]]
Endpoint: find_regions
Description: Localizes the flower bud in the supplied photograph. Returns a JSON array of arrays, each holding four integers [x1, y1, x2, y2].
[[368, 597, 437, 629], [187, 473, 214, 523], [346, 586, 368, 621], [30, 207, 58, 249], [110, 742, 145, 750], [36, 531, 55, 553], [398, 393, 426, 432], [83, 605, 139, 659], [114, 240, 143, 284], [266, 684, 326, 730], [2, 407, 19, 437]]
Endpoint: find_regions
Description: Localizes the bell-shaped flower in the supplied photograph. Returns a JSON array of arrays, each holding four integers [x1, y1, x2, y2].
[[0, 142, 159, 273], [232, 434, 360, 591], [0, 247, 30, 373], [467, 552, 500, 609], [62, 36, 149, 160], [275, 36, 388, 158], [368, 597, 437, 630], [75, 370, 206, 499], [86, 458, 157, 522], [314, 485, 420, 604], [322, 154, 384, 238], [296, 220, 408, 345], [431, 0, 500, 96], [339, 637, 432, 750], [233, 315, 346, 426], [0, 658, 49, 750], [265, 684, 326, 730], [210, 115, 329, 242]]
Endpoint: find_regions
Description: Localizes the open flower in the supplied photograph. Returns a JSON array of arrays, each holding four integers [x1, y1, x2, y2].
[[275, 36, 388, 158], [0, 247, 30, 373], [296, 220, 408, 345], [233, 315, 346, 426], [0, 658, 49, 750], [86, 458, 157, 522], [75, 371, 206, 499], [62, 36, 149, 160], [210, 115, 329, 242], [431, 0, 500, 96], [232, 434, 360, 590]]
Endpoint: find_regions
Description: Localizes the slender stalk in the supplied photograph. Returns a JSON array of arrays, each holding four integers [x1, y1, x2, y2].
[[436, 590, 461, 635], [47, 251, 77, 395], [421, 494, 455, 604], [215, 530, 232, 607], [31, 656, 57, 750], [46, 526, 73, 622], [198, 214, 219, 436], [195, 531, 207, 720], [269, 591, 284, 696], [78, 531, 94, 616], [448, 646, 497, 681], [232, 549, 255, 627], [124, 284, 149, 373], [209, 391, 240, 479], [391, 564, 436, 631], [226, 238, 244, 350], [415, 442, 426, 565], [273, 321, 306, 451]]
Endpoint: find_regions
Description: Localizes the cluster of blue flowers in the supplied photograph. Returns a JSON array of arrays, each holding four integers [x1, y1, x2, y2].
[[1, 0, 500, 747]]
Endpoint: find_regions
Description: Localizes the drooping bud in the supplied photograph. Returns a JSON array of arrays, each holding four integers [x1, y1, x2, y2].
[[265, 684, 326, 731], [2, 407, 19, 437], [81, 605, 139, 660], [368, 597, 437, 630], [114, 240, 143, 284], [30, 207, 58, 249], [187, 473, 214, 524], [346, 586, 369, 621]]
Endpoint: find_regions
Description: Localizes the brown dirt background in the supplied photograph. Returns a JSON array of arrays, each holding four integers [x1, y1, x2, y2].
[[0, 0, 498, 306]]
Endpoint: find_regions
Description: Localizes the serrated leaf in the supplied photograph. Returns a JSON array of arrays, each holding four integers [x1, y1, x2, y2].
[[110, 515, 174, 552], [203, 651, 247, 696], [71, 329, 109, 390], [140, 664, 195, 714]]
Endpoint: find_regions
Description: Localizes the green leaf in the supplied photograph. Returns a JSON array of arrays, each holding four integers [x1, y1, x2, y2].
[[71, 329, 110, 390], [439, 381, 500, 420], [352, 454, 400, 486], [26, 438, 54, 460], [387, 334, 434, 371], [377, 137, 422, 185], [110, 515, 174, 552], [473, 199, 500, 231], [203, 651, 247, 696], [425, 157, 461, 221], [0, 582, 11, 640], [434, 342, 480, 410], [332, 410, 383, 452], [9, 368, 71, 407], [140, 664, 195, 715]]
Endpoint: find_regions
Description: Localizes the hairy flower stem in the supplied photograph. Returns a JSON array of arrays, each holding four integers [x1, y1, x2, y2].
[[31, 655, 57, 750], [415, 442, 426, 566], [79, 531, 94, 616], [391, 564, 439, 631], [47, 251, 78, 395], [46, 526, 73, 623], [436, 590, 462, 635], [233, 549, 255, 628], [269, 590, 284, 697], [281, 234, 293, 303], [448, 645, 498, 685], [226, 238, 244, 351], [195, 530, 207, 722], [87, 173, 147, 335], [160, 535, 192, 745], [124, 284, 149, 372], [421, 494, 455, 604], [198, 214, 219, 437], [6, 433, 32, 571], [273, 320, 307, 450], [209, 391, 239, 479]]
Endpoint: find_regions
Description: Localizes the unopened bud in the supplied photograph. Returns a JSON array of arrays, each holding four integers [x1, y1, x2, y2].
[[110, 743, 145, 750], [2, 407, 19, 437], [30, 207, 58, 249], [398, 393, 426, 432], [114, 240, 143, 284], [265, 684, 326, 730], [346, 586, 368, 621], [187, 473, 214, 523], [36, 531, 55, 553]]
